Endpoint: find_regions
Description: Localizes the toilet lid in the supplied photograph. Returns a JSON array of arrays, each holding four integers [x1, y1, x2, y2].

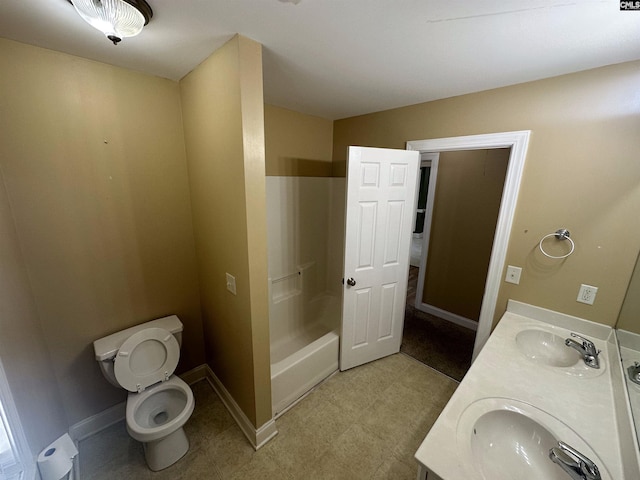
[[114, 327, 180, 392]]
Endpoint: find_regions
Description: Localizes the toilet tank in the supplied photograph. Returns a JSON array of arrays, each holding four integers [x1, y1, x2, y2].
[[94, 315, 184, 388]]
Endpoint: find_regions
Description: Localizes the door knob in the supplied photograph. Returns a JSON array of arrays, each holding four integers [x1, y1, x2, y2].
[[346, 278, 356, 287]]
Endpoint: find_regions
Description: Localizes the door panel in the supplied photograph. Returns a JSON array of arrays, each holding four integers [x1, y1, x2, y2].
[[340, 146, 420, 370]]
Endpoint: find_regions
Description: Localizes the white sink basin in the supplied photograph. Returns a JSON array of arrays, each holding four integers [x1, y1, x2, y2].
[[456, 398, 611, 480], [515, 329, 605, 377], [516, 329, 580, 367]]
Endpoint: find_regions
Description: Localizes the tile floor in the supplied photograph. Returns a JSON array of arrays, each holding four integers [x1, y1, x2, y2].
[[79, 353, 458, 479], [401, 306, 475, 381], [402, 266, 475, 381]]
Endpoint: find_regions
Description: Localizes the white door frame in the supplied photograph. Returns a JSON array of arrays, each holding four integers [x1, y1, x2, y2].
[[0, 358, 33, 480], [407, 131, 530, 361]]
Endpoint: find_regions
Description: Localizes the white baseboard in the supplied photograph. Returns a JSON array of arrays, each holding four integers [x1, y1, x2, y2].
[[179, 364, 209, 385], [416, 303, 478, 331], [203, 365, 278, 450], [68, 400, 126, 442]]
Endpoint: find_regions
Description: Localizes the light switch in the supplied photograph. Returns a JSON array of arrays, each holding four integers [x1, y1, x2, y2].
[[505, 265, 522, 285]]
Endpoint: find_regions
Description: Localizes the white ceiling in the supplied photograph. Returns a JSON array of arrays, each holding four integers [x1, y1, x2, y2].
[[1, 0, 639, 119]]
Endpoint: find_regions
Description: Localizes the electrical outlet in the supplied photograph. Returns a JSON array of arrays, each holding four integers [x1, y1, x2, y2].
[[226, 273, 237, 295], [505, 265, 522, 285], [577, 284, 598, 305]]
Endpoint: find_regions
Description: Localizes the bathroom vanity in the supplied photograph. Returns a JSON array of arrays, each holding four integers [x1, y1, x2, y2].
[[414, 300, 640, 480]]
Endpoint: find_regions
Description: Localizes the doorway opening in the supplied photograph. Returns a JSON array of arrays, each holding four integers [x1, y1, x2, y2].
[[401, 148, 511, 380], [337, 132, 528, 376], [402, 131, 530, 376]]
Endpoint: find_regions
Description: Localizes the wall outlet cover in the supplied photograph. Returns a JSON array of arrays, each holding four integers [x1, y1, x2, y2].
[[505, 265, 522, 285], [226, 273, 237, 295], [577, 284, 597, 305]]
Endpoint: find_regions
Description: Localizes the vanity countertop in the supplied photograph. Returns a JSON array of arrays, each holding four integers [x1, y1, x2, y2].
[[414, 300, 629, 480]]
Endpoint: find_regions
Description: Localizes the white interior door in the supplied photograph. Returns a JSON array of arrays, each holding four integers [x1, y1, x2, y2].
[[340, 146, 420, 371]]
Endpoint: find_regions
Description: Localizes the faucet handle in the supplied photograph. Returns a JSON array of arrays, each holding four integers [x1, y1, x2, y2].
[[570, 333, 600, 355], [557, 441, 601, 480]]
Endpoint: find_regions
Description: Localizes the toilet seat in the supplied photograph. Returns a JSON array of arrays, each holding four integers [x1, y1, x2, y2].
[[114, 327, 180, 392], [125, 376, 194, 443]]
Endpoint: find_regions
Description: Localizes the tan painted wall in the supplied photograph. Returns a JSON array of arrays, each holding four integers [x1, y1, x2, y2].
[[424, 149, 509, 320], [0, 177, 67, 456], [180, 35, 272, 428], [0, 38, 204, 427], [334, 61, 640, 327], [264, 104, 334, 176]]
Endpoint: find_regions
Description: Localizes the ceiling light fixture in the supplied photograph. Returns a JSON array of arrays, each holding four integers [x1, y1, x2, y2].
[[70, 0, 153, 45]]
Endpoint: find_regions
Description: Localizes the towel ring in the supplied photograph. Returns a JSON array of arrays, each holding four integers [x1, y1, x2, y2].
[[539, 229, 575, 259]]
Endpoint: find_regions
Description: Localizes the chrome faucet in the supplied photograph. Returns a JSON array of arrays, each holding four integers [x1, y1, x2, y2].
[[549, 441, 601, 480], [628, 362, 640, 385], [565, 333, 600, 369]]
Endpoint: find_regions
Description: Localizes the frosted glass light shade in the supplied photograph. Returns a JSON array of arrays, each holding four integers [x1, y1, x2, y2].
[[71, 0, 152, 44]]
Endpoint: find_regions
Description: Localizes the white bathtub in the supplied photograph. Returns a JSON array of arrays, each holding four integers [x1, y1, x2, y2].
[[266, 176, 344, 417], [270, 294, 340, 416]]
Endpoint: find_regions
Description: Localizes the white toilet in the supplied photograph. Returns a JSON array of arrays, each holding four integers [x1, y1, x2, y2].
[[93, 315, 195, 471]]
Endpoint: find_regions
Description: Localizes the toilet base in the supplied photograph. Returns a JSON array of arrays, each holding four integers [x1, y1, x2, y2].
[[142, 427, 189, 471]]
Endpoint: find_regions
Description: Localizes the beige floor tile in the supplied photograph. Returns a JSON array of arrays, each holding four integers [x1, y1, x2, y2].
[[184, 402, 235, 451], [182, 415, 214, 452], [79, 354, 455, 480], [358, 382, 434, 443], [325, 423, 392, 478], [355, 359, 404, 394], [303, 449, 364, 480], [391, 408, 441, 468], [370, 352, 419, 373], [190, 379, 217, 404], [171, 448, 223, 480], [190, 381, 235, 431], [400, 362, 459, 407], [149, 443, 218, 480], [205, 424, 256, 478], [261, 422, 333, 473], [227, 447, 294, 480], [276, 390, 353, 442], [84, 454, 152, 480], [315, 365, 395, 418], [312, 366, 362, 405], [276, 377, 336, 426], [262, 400, 356, 476], [79, 421, 142, 476], [371, 453, 418, 480]]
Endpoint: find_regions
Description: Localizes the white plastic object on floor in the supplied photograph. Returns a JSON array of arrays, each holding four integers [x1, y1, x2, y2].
[[37, 433, 78, 480]]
